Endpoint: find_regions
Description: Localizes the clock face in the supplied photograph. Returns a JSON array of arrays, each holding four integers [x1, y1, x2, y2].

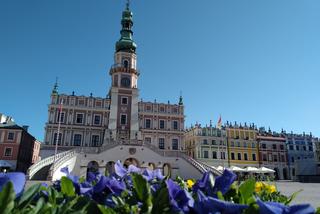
[[121, 77, 131, 88]]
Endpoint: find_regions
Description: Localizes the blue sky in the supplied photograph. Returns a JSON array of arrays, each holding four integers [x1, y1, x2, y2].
[[1, 0, 320, 140]]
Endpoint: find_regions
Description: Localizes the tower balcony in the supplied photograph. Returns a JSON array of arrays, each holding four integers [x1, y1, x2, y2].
[[109, 63, 140, 76]]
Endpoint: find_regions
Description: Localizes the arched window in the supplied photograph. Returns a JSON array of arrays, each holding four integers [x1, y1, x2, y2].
[[123, 60, 129, 69]]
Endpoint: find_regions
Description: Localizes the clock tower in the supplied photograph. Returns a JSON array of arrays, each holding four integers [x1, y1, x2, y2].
[[108, 2, 141, 142]]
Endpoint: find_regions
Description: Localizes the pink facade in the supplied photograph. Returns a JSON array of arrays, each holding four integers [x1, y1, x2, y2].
[[0, 123, 40, 172]]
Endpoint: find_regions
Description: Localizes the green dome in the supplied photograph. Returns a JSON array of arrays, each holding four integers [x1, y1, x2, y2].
[[115, 5, 137, 53]]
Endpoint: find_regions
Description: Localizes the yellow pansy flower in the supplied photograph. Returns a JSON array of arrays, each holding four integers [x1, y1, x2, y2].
[[255, 182, 264, 193], [186, 179, 195, 189]]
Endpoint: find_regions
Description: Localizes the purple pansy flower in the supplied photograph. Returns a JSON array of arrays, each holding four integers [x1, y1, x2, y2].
[[0, 172, 26, 197], [256, 198, 315, 214], [166, 179, 194, 213], [194, 190, 248, 214], [60, 166, 80, 184], [193, 169, 237, 197], [213, 169, 237, 195], [114, 160, 141, 178], [142, 168, 165, 181], [93, 175, 125, 196]]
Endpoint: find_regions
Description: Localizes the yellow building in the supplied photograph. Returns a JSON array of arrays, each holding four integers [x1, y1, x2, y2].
[[226, 123, 259, 167]]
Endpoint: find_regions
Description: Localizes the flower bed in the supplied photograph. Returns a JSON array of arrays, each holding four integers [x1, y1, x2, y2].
[[0, 161, 319, 214]]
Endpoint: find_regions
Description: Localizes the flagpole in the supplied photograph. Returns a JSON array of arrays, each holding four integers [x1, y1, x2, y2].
[[52, 100, 63, 178]]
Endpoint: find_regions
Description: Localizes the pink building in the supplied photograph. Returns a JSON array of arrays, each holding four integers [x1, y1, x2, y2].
[[0, 121, 41, 173]]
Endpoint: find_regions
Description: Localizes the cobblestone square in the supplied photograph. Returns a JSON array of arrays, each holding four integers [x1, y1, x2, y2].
[[275, 181, 320, 208]]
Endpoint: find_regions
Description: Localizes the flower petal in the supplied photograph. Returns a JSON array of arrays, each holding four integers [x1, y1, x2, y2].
[[0, 172, 26, 196], [213, 169, 237, 194], [114, 160, 127, 177], [128, 164, 141, 174]]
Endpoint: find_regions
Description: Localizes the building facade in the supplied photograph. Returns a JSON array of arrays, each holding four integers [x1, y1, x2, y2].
[[0, 121, 41, 173], [226, 123, 259, 168], [286, 132, 317, 180], [43, 4, 184, 156], [257, 129, 288, 180], [184, 125, 228, 167]]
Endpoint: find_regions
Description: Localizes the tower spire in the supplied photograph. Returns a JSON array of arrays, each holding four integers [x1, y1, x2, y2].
[[126, 0, 130, 10], [115, 0, 137, 53], [52, 77, 58, 95]]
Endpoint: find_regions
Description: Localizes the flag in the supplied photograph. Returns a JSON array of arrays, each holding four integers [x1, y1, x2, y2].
[[217, 115, 222, 129]]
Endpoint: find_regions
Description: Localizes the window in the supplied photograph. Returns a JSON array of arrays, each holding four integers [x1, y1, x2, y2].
[[244, 153, 248, 160], [231, 141, 234, 147], [74, 134, 82, 146], [292, 168, 295, 176], [236, 142, 241, 147], [237, 153, 242, 160], [231, 153, 235, 160], [281, 155, 285, 162], [173, 121, 178, 130], [7, 132, 14, 140], [121, 97, 128, 105], [273, 144, 277, 150], [252, 142, 256, 148], [160, 106, 165, 112], [145, 119, 151, 129], [280, 145, 284, 150], [303, 146, 306, 151], [120, 114, 127, 125], [289, 145, 294, 150], [172, 139, 178, 150], [146, 105, 152, 111], [159, 138, 165, 149], [57, 112, 65, 123], [94, 115, 101, 125], [53, 133, 62, 145], [262, 144, 266, 149], [78, 99, 85, 106], [252, 153, 256, 161], [263, 154, 267, 161], [243, 142, 247, 148], [4, 148, 12, 157], [92, 135, 100, 147], [145, 137, 151, 144], [212, 151, 217, 159], [76, 113, 84, 124], [309, 146, 313, 151], [221, 152, 226, 159], [212, 140, 216, 145], [273, 155, 278, 162], [173, 108, 178, 113], [203, 139, 208, 145], [203, 151, 209, 158], [296, 145, 299, 150], [291, 157, 295, 163], [159, 120, 165, 129], [95, 101, 102, 107], [123, 60, 129, 68]]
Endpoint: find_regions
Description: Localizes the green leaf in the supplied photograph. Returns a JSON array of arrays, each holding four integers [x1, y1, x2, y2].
[[0, 182, 15, 214], [217, 191, 225, 201], [33, 197, 45, 213], [315, 207, 320, 214], [61, 176, 75, 197], [285, 189, 302, 205], [152, 183, 171, 214], [132, 173, 153, 213], [98, 205, 117, 214], [239, 179, 255, 205], [17, 183, 41, 208]]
